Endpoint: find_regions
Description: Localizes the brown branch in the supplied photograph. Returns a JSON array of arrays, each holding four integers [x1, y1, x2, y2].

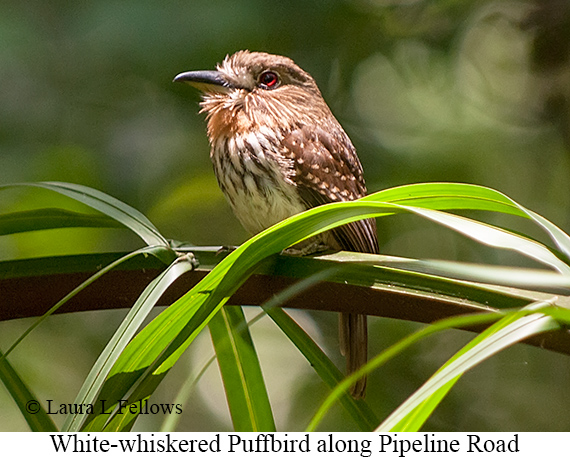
[[1, 251, 569, 356]]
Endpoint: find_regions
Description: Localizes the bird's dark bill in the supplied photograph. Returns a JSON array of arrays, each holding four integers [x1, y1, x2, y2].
[[173, 70, 230, 94]]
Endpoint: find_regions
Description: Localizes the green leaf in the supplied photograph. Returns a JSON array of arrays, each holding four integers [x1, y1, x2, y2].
[[396, 205, 570, 274], [76, 254, 195, 432], [369, 182, 527, 216], [159, 356, 217, 432], [380, 257, 570, 292], [1, 246, 175, 364], [161, 268, 376, 432], [81, 201, 400, 430], [305, 311, 506, 431], [249, 266, 377, 430], [266, 307, 378, 431], [370, 182, 570, 263], [0, 208, 121, 236], [0, 182, 168, 246], [81, 183, 570, 430], [379, 300, 561, 431], [0, 250, 175, 281], [209, 306, 276, 432], [0, 348, 58, 432]]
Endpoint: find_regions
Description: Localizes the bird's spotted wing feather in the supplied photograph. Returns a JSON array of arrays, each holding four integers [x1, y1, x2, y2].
[[283, 125, 379, 254], [283, 123, 377, 398]]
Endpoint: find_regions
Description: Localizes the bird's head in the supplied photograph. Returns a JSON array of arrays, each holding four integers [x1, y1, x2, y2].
[[174, 50, 333, 138]]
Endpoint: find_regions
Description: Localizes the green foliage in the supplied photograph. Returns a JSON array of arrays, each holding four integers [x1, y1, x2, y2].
[[0, 348, 57, 432], [0, 181, 569, 431], [1, 0, 569, 432], [209, 306, 275, 432]]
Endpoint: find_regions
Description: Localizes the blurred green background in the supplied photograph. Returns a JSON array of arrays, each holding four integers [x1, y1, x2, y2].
[[1, 0, 570, 431]]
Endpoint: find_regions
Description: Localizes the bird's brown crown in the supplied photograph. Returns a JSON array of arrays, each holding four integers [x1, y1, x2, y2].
[[217, 51, 318, 93]]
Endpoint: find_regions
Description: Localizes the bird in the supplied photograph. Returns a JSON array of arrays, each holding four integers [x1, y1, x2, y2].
[[174, 50, 378, 398]]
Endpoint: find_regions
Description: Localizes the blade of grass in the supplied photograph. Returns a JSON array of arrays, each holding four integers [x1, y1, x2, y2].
[[0, 208, 121, 236], [0, 348, 58, 432], [83, 187, 570, 430], [0, 182, 168, 246], [209, 306, 276, 432], [379, 300, 561, 431], [69, 254, 195, 432], [1, 246, 175, 364], [266, 307, 378, 431], [305, 310, 508, 431]]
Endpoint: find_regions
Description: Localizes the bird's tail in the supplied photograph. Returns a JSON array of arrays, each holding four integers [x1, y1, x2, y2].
[[339, 312, 368, 399]]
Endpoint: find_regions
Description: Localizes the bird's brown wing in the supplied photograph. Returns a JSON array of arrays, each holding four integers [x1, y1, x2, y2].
[[283, 124, 379, 254], [283, 123, 377, 399]]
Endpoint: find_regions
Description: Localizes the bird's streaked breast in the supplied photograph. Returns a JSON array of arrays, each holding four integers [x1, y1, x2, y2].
[[211, 131, 305, 235]]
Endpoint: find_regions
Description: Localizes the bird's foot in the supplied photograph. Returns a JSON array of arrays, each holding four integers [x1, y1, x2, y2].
[[282, 242, 332, 256]]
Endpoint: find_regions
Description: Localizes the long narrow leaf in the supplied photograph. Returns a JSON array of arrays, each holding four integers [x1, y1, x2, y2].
[[524, 209, 570, 262], [366, 182, 524, 214], [305, 311, 507, 431], [1, 246, 174, 363], [0, 182, 168, 246], [382, 258, 570, 292], [159, 356, 217, 432], [0, 208, 121, 236], [266, 307, 378, 431], [396, 205, 570, 274], [379, 300, 561, 431], [5, 180, 569, 433], [84, 186, 570, 430], [75, 254, 195, 432], [209, 306, 276, 432], [82, 202, 403, 429], [162, 268, 377, 432], [257, 267, 378, 430], [371, 182, 570, 264], [0, 349, 58, 432]]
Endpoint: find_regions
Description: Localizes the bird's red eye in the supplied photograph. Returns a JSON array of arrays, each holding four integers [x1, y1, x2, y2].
[[258, 70, 279, 89]]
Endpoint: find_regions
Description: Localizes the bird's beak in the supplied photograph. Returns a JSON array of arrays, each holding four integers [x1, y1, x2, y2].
[[173, 70, 231, 94]]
